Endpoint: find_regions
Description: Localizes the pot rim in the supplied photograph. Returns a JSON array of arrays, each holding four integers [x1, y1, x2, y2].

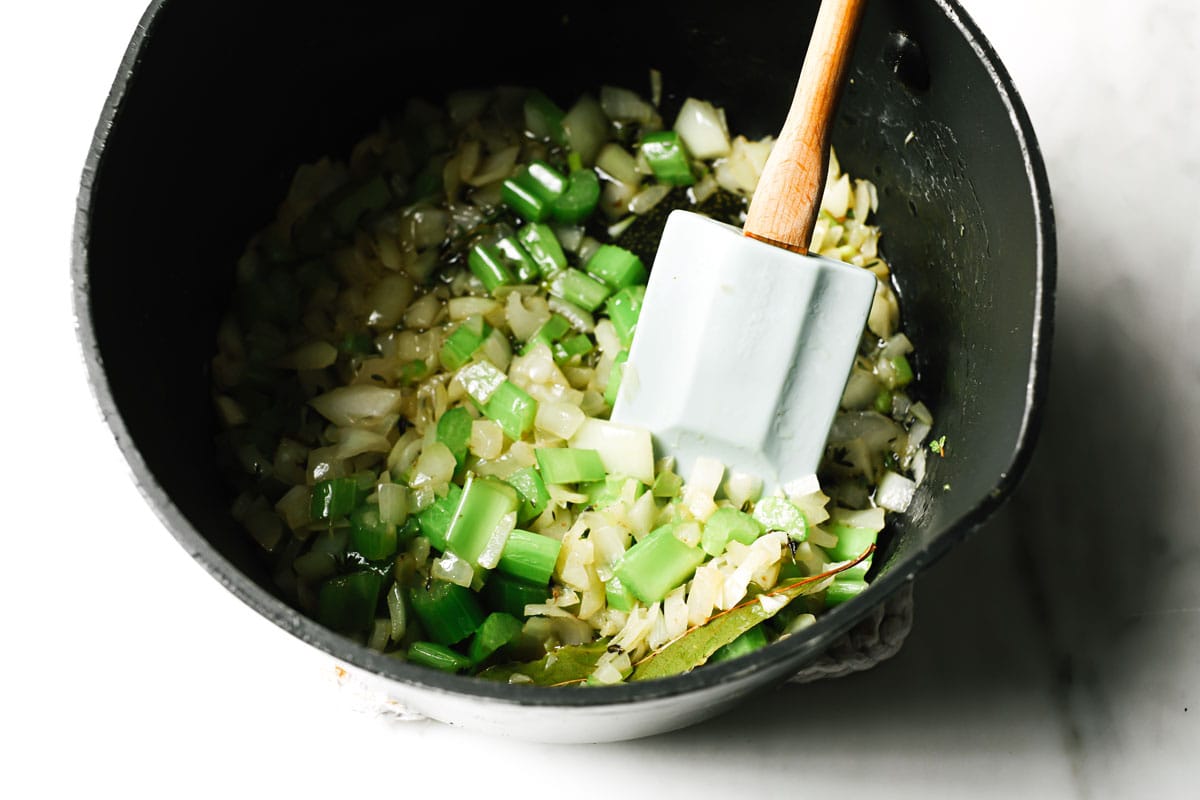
[[71, 0, 1055, 709]]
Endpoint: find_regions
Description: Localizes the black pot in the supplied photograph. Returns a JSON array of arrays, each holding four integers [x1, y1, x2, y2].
[[73, 0, 1053, 741]]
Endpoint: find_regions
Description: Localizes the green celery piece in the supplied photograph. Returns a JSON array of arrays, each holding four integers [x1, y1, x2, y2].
[[630, 578, 821, 681], [605, 286, 645, 348], [467, 612, 524, 664], [700, 507, 765, 556], [640, 131, 695, 186], [585, 244, 648, 289], [468, 244, 516, 293], [605, 574, 636, 612], [317, 571, 384, 634], [580, 474, 643, 508], [873, 388, 894, 415], [436, 406, 473, 465], [408, 641, 472, 673], [614, 525, 705, 604], [440, 319, 490, 371], [476, 381, 537, 440], [825, 578, 868, 607], [890, 354, 915, 388], [650, 466, 682, 498], [502, 161, 567, 222], [310, 477, 360, 521], [517, 223, 567, 276], [506, 466, 551, 524], [500, 177, 549, 222], [753, 497, 808, 542], [825, 523, 878, 562], [524, 91, 567, 146], [605, 350, 629, 407], [549, 268, 611, 312], [398, 359, 428, 385], [414, 482, 464, 551], [497, 529, 561, 585], [445, 474, 519, 568], [709, 624, 769, 663], [349, 504, 398, 561], [521, 314, 572, 353], [550, 170, 601, 224], [483, 571, 550, 618], [478, 641, 610, 686], [407, 579, 486, 645], [552, 333, 594, 364], [496, 236, 540, 283], [536, 447, 607, 484]]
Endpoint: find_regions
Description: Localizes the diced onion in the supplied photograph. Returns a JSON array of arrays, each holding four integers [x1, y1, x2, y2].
[[876, 470, 916, 512], [628, 184, 671, 215], [569, 419, 654, 484], [432, 552, 475, 588], [310, 385, 404, 426], [470, 420, 505, 459], [536, 401, 586, 440], [674, 97, 731, 159]]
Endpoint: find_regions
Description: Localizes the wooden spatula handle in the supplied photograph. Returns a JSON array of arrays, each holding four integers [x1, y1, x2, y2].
[[744, 0, 866, 254]]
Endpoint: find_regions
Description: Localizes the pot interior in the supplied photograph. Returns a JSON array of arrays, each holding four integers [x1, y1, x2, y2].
[[80, 0, 1048, 690]]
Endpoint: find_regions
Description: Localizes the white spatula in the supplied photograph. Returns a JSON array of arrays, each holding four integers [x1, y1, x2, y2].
[[611, 0, 875, 494]]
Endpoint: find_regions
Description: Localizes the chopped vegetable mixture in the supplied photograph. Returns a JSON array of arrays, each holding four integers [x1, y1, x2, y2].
[[212, 81, 935, 685]]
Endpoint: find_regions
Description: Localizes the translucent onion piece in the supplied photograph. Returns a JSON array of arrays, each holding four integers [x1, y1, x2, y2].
[[674, 97, 731, 159], [275, 341, 339, 371], [875, 471, 916, 512], [432, 552, 475, 588], [409, 441, 456, 491], [469, 420, 505, 460], [535, 401, 586, 440], [309, 385, 404, 426]]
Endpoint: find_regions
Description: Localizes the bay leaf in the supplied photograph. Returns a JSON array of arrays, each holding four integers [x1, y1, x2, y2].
[[629, 579, 822, 681], [478, 640, 610, 686]]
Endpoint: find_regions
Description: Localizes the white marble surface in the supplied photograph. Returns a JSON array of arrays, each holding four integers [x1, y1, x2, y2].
[[2, 1, 1197, 796]]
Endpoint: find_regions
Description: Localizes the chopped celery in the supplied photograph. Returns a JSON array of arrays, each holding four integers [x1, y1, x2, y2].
[[498, 529, 561, 586], [445, 474, 519, 568], [710, 624, 769, 663], [310, 477, 360, 521], [349, 504, 398, 560], [468, 612, 524, 664], [414, 482, 464, 551], [536, 447, 607, 484], [521, 314, 572, 353], [408, 641, 472, 672], [753, 497, 808, 542], [516, 223, 567, 276], [317, 571, 383, 634], [476, 380, 537, 440], [580, 474, 644, 508], [605, 574, 636, 612], [496, 236, 540, 283], [552, 333, 594, 364], [548, 268, 611, 312], [605, 350, 629, 407], [502, 161, 567, 222], [700, 507, 764, 556], [614, 525, 705, 604], [436, 406, 473, 465], [890, 354, 915, 388], [651, 468, 682, 498], [440, 319, 490, 371], [640, 131, 695, 186], [407, 579, 486, 645], [484, 572, 549, 618], [585, 244, 647, 289], [550, 170, 601, 224], [824, 579, 868, 607], [467, 244, 515, 293], [605, 285, 645, 348], [524, 91, 567, 145], [506, 466, 551, 524], [825, 523, 878, 562]]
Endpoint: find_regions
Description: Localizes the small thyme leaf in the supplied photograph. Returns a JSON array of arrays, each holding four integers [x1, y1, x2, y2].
[[929, 435, 947, 457]]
